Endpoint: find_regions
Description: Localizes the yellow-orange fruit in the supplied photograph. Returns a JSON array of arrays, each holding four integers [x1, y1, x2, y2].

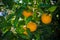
[[22, 11, 32, 18], [41, 13, 52, 24], [27, 21, 37, 32]]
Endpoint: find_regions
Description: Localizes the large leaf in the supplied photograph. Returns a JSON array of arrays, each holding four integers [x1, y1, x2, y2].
[[48, 6, 57, 13]]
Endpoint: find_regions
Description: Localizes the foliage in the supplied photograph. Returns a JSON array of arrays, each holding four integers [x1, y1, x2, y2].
[[0, 0, 60, 40]]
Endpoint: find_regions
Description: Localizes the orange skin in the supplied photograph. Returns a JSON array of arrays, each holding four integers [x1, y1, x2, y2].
[[23, 21, 37, 35], [27, 21, 37, 32], [22, 11, 32, 18], [41, 13, 52, 24]]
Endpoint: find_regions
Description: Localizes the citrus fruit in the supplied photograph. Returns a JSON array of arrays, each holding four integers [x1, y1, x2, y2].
[[22, 10, 32, 18], [41, 13, 52, 24], [27, 21, 37, 32], [23, 21, 37, 35]]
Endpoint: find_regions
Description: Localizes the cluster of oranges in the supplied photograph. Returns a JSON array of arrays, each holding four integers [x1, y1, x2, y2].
[[22, 10, 52, 35]]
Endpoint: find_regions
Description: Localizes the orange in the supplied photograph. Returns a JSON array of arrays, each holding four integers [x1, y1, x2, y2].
[[22, 11, 32, 18], [41, 13, 52, 24], [23, 21, 37, 35], [27, 21, 37, 32]]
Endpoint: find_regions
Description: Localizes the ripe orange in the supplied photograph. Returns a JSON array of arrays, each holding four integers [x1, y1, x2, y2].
[[22, 10, 32, 18], [27, 21, 37, 32], [23, 21, 37, 35], [41, 13, 52, 24]]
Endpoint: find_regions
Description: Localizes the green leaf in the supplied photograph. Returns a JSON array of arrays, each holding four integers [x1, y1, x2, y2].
[[6, 21, 12, 27], [26, 29, 32, 39], [34, 32, 40, 40], [0, 16, 7, 28], [2, 27, 10, 35], [46, 0, 50, 3], [13, 16, 19, 27], [18, 20, 25, 26], [2, 31, 18, 40], [15, 6, 26, 17], [6, 13, 14, 21], [16, 27, 24, 34], [2, 0, 14, 9], [20, 34, 28, 39], [26, 16, 32, 24], [48, 6, 57, 13]]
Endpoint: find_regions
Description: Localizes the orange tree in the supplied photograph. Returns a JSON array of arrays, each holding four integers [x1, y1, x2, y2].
[[0, 0, 59, 40]]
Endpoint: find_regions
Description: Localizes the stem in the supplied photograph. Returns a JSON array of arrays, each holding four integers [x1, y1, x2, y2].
[[24, 17, 27, 25]]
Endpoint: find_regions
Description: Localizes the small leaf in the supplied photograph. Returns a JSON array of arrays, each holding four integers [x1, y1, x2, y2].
[[16, 25, 24, 34], [18, 21, 25, 25], [26, 16, 32, 24], [13, 16, 19, 27], [15, 6, 26, 17], [6, 13, 14, 21]]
